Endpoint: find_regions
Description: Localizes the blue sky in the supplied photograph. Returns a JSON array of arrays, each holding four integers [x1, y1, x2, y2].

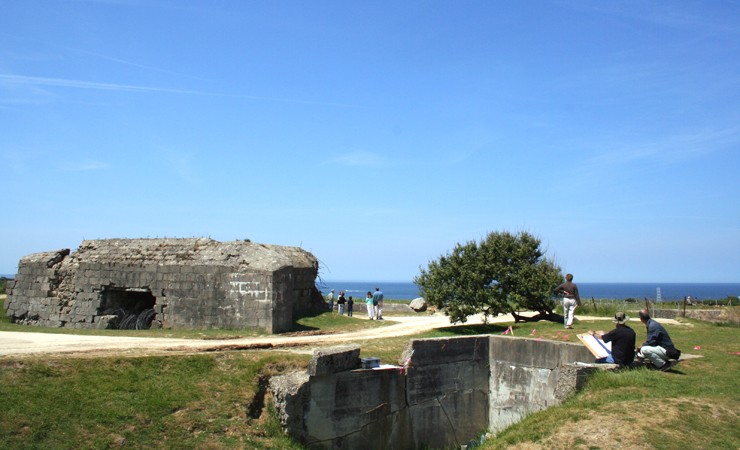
[[1, 1, 738, 283]]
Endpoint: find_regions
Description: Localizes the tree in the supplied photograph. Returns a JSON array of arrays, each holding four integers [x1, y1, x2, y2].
[[414, 231, 563, 323]]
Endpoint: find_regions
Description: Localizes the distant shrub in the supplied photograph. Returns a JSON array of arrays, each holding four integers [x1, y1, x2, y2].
[[0, 278, 6, 294]]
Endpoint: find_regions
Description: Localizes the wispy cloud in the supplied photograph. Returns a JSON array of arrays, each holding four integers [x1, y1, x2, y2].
[[158, 149, 200, 185], [583, 125, 740, 171], [55, 46, 207, 82], [61, 160, 111, 172], [557, 1, 740, 36], [0, 73, 357, 107], [324, 151, 386, 167], [0, 73, 214, 96], [0, 31, 207, 81]]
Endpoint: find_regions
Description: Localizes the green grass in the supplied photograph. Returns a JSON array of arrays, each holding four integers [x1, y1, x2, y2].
[[0, 352, 310, 449], [292, 310, 391, 332], [0, 295, 9, 323], [0, 302, 738, 449]]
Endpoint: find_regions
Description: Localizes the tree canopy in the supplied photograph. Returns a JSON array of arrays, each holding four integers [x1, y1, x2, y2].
[[414, 231, 563, 323]]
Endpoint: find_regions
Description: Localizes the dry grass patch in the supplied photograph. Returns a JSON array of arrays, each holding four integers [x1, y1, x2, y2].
[[503, 397, 738, 450]]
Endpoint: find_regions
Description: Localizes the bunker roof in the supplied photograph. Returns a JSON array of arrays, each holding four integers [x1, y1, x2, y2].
[[24, 238, 317, 273]]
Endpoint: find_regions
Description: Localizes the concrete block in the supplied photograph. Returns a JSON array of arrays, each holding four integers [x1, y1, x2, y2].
[[308, 346, 361, 376], [304, 369, 407, 445], [402, 336, 489, 365]]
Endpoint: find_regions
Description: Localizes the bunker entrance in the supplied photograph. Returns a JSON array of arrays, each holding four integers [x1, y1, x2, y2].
[[100, 287, 157, 330]]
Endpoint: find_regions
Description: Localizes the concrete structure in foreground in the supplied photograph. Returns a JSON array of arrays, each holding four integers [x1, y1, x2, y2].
[[269, 335, 598, 449], [4, 238, 321, 333]]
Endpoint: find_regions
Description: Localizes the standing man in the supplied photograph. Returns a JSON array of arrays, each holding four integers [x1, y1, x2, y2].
[[327, 289, 335, 312], [554, 273, 580, 329], [373, 287, 384, 320], [637, 309, 681, 371], [337, 291, 346, 315], [589, 312, 636, 367]]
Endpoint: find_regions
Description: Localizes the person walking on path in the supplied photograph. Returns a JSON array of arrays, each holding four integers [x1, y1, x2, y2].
[[554, 273, 580, 329], [637, 309, 681, 371], [337, 291, 346, 315], [365, 291, 375, 320], [372, 287, 384, 320], [589, 312, 636, 367], [347, 296, 354, 317]]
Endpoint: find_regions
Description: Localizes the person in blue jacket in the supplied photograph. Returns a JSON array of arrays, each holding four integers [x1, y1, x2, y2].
[[637, 309, 680, 371]]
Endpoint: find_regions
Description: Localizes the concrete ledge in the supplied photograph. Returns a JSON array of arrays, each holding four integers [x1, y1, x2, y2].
[[400, 335, 488, 365], [307, 345, 361, 376], [489, 335, 593, 369]]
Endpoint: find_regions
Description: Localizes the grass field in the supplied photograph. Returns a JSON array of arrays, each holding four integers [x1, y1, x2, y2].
[[476, 317, 740, 449], [0, 298, 738, 449]]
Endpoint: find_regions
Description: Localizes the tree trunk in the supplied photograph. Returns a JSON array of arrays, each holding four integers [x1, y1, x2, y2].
[[511, 308, 562, 323]]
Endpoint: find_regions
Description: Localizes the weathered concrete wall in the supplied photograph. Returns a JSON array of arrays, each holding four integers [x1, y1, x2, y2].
[[488, 335, 595, 433], [269, 335, 596, 449], [402, 336, 490, 448], [4, 239, 320, 333]]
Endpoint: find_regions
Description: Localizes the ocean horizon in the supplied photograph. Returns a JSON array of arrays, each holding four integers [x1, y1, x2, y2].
[[4, 274, 737, 302], [321, 281, 740, 301]]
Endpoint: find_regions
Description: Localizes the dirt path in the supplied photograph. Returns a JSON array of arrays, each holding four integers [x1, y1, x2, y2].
[[0, 314, 684, 359]]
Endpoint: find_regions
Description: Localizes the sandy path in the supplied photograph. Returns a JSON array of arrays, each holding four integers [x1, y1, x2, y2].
[[0, 314, 682, 358]]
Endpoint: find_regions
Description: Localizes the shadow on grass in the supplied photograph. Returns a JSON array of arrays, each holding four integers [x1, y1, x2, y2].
[[290, 322, 320, 332], [289, 309, 325, 332], [288, 308, 364, 333], [434, 323, 510, 335]]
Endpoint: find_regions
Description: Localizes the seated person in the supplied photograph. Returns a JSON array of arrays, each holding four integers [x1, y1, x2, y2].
[[589, 312, 636, 367], [637, 309, 681, 371]]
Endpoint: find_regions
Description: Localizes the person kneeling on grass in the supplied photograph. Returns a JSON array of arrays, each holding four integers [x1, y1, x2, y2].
[[590, 312, 636, 367], [637, 309, 681, 371]]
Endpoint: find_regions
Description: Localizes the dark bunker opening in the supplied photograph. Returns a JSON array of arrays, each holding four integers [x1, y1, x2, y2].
[[99, 287, 157, 329]]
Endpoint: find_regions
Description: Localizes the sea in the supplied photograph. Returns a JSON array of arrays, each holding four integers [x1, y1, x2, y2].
[[3, 273, 737, 302], [321, 281, 740, 302]]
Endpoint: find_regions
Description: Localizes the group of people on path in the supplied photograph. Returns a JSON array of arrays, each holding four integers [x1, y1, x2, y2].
[[326, 289, 354, 316], [554, 272, 681, 371], [325, 287, 384, 319], [366, 287, 384, 320]]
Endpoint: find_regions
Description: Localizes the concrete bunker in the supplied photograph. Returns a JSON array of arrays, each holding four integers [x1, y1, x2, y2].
[[4, 238, 322, 333], [269, 335, 601, 449]]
